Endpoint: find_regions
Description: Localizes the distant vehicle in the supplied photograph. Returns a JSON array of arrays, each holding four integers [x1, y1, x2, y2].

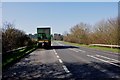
[[37, 27, 51, 48]]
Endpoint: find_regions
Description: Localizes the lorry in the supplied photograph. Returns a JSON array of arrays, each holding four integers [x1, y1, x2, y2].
[[37, 27, 51, 48]]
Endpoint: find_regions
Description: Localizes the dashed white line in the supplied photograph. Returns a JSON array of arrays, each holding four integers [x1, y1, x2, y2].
[[77, 49, 86, 53], [53, 49, 70, 73], [56, 55, 60, 58], [69, 48, 79, 52], [53, 49, 56, 53], [62, 65, 70, 73], [69, 48, 85, 53], [87, 55, 120, 67], [59, 59, 63, 63], [55, 52, 57, 55], [96, 54, 120, 63]]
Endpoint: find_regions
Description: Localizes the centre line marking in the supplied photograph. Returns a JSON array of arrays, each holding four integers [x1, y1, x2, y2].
[[77, 49, 86, 52], [55, 52, 57, 55], [53, 49, 70, 73], [87, 55, 120, 67], [69, 48, 85, 53], [62, 65, 70, 73], [53, 49, 56, 53], [51, 44, 53, 46], [59, 59, 63, 63], [69, 48, 79, 52], [56, 55, 60, 58]]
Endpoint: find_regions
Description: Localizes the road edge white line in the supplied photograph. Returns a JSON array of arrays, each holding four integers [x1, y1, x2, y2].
[[87, 55, 120, 67], [96, 54, 120, 63]]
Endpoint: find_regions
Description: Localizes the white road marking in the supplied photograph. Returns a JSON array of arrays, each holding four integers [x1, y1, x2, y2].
[[56, 55, 60, 58], [51, 44, 53, 46], [59, 59, 63, 63], [69, 48, 86, 53], [62, 65, 70, 73], [53, 49, 70, 73], [90, 62, 120, 78], [55, 52, 57, 55], [87, 55, 120, 67], [69, 48, 79, 52], [96, 54, 120, 63], [77, 49, 86, 53], [53, 49, 56, 53]]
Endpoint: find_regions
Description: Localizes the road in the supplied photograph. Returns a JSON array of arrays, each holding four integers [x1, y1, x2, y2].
[[3, 41, 120, 79]]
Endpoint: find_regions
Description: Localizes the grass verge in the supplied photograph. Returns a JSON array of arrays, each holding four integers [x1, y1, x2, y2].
[[2, 45, 37, 69], [63, 41, 119, 53]]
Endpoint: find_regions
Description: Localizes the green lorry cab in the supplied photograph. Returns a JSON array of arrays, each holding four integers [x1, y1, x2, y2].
[[37, 27, 51, 48]]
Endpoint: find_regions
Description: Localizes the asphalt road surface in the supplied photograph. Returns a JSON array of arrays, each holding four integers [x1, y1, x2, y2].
[[3, 41, 120, 79]]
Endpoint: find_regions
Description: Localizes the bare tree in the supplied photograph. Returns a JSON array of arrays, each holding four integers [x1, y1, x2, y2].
[[2, 22, 33, 53], [63, 17, 119, 45]]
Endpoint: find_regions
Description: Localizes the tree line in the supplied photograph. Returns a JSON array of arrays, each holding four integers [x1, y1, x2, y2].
[[63, 17, 120, 45], [2, 22, 35, 53]]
